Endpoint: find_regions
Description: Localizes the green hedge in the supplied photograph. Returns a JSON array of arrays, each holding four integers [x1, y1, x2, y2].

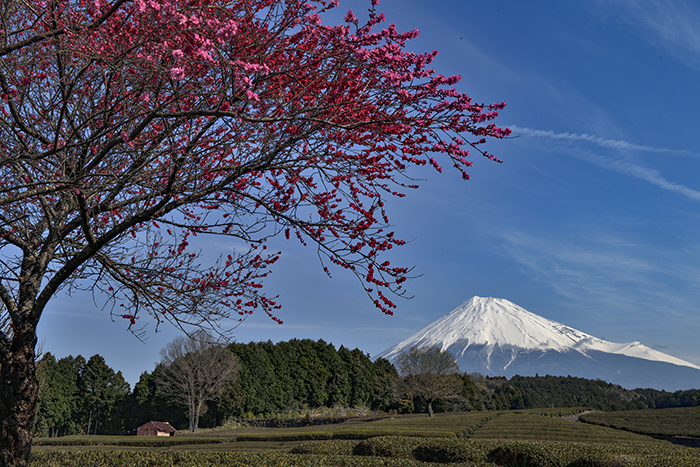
[[33, 429, 454, 447], [289, 440, 360, 456], [32, 436, 229, 447], [335, 429, 454, 440], [30, 437, 700, 467], [521, 407, 589, 417], [580, 407, 700, 438], [29, 451, 450, 467], [234, 429, 453, 442], [353, 437, 497, 462], [234, 431, 334, 442], [349, 436, 700, 467]]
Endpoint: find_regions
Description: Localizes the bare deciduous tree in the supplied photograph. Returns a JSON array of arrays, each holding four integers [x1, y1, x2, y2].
[[395, 346, 462, 417], [157, 331, 240, 432]]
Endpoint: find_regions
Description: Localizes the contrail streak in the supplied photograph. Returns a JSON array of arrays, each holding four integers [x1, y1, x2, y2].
[[510, 125, 699, 157], [511, 125, 700, 201]]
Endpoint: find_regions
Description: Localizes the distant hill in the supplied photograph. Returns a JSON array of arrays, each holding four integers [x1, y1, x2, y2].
[[377, 296, 700, 391]]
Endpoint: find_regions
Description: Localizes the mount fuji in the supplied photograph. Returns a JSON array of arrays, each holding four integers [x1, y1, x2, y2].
[[377, 296, 700, 391]]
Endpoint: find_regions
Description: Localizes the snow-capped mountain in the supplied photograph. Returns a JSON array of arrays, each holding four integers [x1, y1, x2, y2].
[[377, 296, 700, 391]]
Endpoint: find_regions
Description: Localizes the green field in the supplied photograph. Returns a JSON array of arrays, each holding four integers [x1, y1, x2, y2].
[[30, 409, 700, 466], [468, 412, 665, 444], [580, 405, 700, 438]]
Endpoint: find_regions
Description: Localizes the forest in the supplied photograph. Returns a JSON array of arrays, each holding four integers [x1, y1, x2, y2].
[[33, 339, 700, 437]]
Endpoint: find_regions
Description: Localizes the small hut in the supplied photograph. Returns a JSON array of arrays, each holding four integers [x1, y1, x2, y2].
[[136, 421, 177, 436]]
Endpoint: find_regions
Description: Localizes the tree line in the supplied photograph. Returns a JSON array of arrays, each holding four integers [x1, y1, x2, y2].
[[220, 339, 398, 416], [33, 339, 401, 436], [34, 354, 130, 437], [34, 340, 700, 437]]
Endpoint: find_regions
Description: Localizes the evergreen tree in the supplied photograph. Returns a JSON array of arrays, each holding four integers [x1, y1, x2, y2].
[[34, 353, 80, 437], [78, 355, 130, 435], [118, 368, 188, 433], [371, 357, 400, 411], [222, 339, 398, 417]]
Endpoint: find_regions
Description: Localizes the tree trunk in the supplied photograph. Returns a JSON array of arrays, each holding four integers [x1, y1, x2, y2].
[[427, 401, 435, 417], [0, 329, 39, 467], [93, 410, 100, 435], [188, 403, 196, 433], [192, 400, 202, 434], [86, 410, 92, 436]]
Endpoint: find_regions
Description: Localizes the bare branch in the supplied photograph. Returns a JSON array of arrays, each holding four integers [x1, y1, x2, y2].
[[157, 331, 240, 432]]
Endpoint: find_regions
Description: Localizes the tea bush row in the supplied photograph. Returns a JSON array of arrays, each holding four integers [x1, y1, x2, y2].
[[32, 436, 230, 448], [458, 413, 501, 437], [29, 450, 457, 467], [289, 440, 360, 456], [580, 406, 700, 438], [336, 411, 498, 437], [469, 413, 656, 444], [235, 429, 453, 442], [35, 429, 455, 447], [348, 436, 700, 467], [31, 437, 700, 467], [520, 407, 589, 417]]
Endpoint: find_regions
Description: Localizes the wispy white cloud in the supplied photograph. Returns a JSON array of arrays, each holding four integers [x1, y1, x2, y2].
[[499, 228, 700, 324], [606, 159, 700, 201], [597, 0, 700, 70], [44, 309, 109, 320], [501, 230, 654, 302], [512, 125, 700, 202]]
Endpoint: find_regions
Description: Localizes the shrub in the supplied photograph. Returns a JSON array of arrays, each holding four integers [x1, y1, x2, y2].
[[337, 430, 452, 440], [353, 436, 422, 459], [30, 450, 476, 466], [235, 431, 334, 442], [486, 443, 564, 467], [567, 458, 626, 467], [289, 440, 360, 456], [32, 436, 230, 448], [412, 438, 506, 464]]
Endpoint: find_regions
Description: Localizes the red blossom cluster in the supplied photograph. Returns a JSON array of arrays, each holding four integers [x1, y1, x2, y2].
[[120, 314, 137, 325], [0, 0, 508, 337]]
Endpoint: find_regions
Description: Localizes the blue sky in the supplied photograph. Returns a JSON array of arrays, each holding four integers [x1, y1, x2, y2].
[[39, 0, 700, 387]]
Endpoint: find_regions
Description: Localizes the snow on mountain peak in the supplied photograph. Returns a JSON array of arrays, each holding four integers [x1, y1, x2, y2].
[[388, 296, 592, 353], [378, 296, 700, 371]]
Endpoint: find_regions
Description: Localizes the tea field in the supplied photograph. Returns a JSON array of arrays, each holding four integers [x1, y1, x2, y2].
[[580, 405, 700, 438], [30, 408, 700, 466]]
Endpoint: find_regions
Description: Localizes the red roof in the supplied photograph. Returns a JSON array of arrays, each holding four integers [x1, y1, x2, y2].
[[139, 421, 177, 433]]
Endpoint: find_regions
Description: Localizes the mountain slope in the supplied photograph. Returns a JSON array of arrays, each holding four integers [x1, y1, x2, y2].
[[377, 296, 700, 391]]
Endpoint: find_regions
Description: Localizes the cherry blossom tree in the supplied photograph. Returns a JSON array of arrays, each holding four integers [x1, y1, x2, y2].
[[0, 0, 509, 464]]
